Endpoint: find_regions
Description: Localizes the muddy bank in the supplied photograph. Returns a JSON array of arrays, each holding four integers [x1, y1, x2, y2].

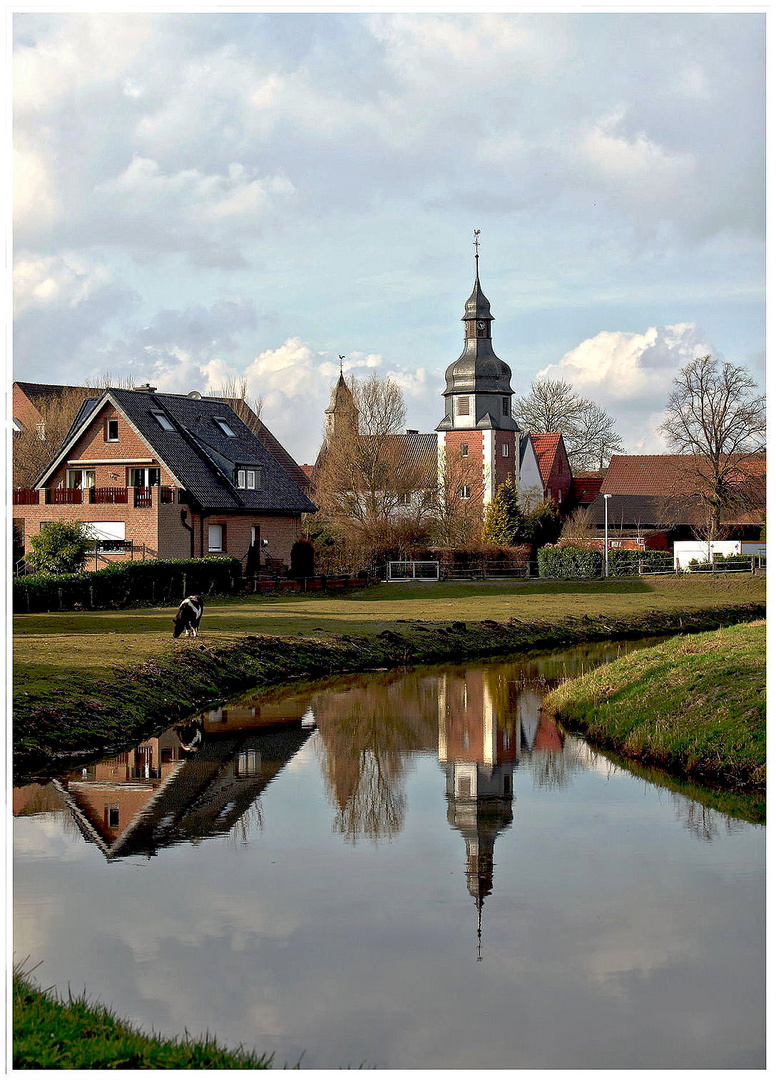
[[14, 601, 764, 779]]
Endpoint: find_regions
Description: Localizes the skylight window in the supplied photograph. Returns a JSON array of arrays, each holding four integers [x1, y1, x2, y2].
[[214, 417, 236, 437], [152, 411, 175, 431]]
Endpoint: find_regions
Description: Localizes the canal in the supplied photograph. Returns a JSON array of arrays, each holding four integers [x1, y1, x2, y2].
[[13, 641, 765, 1069]]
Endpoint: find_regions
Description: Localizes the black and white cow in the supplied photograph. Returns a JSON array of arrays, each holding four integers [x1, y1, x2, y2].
[[173, 595, 204, 638]]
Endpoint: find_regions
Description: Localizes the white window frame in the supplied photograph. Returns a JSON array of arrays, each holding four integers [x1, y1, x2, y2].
[[66, 468, 95, 489], [214, 417, 237, 437], [151, 411, 175, 431], [236, 469, 256, 490], [461, 443, 469, 457], [105, 418, 119, 442], [128, 467, 161, 487], [502, 444, 510, 457], [459, 485, 471, 500], [208, 524, 224, 552]]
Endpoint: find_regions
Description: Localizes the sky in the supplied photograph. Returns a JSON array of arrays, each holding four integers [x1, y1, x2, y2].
[[12, 10, 766, 467]]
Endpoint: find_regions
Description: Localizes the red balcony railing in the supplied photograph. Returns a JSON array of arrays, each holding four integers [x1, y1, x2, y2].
[[13, 488, 40, 505], [46, 488, 83, 504], [90, 487, 128, 504], [134, 486, 153, 508], [160, 486, 175, 504]]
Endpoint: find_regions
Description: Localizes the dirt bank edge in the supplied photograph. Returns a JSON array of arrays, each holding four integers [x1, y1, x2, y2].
[[14, 601, 765, 778]]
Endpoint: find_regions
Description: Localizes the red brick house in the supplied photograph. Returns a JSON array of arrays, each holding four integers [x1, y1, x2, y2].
[[13, 385, 316, 570], [586, 453, 766, 548]]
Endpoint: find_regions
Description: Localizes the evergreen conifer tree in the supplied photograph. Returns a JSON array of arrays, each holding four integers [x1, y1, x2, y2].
[[482, 477, 524, 545]]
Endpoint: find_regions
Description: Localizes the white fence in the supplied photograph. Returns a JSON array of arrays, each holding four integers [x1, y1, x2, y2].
[[386, 560, 440, 581]]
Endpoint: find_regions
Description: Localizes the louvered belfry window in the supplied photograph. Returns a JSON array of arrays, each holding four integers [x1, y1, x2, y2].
[[457, 396, 470, 416]]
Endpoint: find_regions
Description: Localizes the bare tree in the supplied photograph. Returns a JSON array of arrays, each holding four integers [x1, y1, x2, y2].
[[659, 355, 766, 540], [429, 449, 485, 546], [210, 375, 264, 435], [13, 386, 95, 487], [558, 506, 596, 548], [513, 378, 625, 472], [313, 374, 430, 535]]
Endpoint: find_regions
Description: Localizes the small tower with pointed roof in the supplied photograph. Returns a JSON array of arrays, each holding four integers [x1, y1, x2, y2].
[[437, 232, 519, 508], [324, 367, 358, 446]]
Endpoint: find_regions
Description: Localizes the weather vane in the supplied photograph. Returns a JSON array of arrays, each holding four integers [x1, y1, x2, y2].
[[473, 228, 481, 263]]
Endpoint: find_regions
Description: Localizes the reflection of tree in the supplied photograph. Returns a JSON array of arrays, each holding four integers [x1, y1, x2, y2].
[[313, 672, 438, 844]]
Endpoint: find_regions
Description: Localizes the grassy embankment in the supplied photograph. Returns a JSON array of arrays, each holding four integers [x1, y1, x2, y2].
[[544, 621, 766, 792], [13, 973, 272, 1070], [14, 574, 765, 777]]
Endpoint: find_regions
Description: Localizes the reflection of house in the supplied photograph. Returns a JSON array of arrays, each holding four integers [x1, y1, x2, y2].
[[13, 386, 315, 570], [51, 721, 313, 859]]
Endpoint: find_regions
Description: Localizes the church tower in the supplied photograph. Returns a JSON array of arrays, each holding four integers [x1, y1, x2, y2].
[[436, 232, 519, 507], [324, 368, 358, 445]]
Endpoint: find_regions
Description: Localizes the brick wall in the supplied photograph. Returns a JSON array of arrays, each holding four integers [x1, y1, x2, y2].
[[494, 431, 517, 490], [444, 430, 484, 504], [46, 401, 177, 490]]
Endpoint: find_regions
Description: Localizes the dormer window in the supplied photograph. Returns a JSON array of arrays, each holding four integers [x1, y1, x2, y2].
[[214, 417, 236, 437], [236, 469, 256, 490], [152, 411, 175, 431]]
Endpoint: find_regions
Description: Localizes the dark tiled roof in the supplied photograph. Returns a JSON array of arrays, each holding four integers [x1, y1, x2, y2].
[[15, 381, 93, 400], [45, 389, 316, 514]]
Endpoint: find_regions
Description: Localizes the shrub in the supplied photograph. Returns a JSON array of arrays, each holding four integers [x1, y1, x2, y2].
[[482, 478, 524, 546], [538, 545, 602, 578], [26, 521, 92, 575]]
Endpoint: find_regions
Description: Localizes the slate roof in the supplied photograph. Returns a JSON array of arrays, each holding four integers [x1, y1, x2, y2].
[[14, 380, 93, 402], [39, 388, 316, 515]]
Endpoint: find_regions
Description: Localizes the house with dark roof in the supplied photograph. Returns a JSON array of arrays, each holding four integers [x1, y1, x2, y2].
[[587, 454, 766, 548], [13, 385, 316, 570], [12, 380, 93, 436]]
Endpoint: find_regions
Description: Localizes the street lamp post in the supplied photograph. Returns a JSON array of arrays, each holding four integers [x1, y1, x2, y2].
[[604, 494, 612, 577]]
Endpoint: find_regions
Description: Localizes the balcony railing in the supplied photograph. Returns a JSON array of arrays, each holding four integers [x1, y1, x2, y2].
[[15, 485, 183, 508], [90, 487, 128, 504], [46, 487, 83, 504]]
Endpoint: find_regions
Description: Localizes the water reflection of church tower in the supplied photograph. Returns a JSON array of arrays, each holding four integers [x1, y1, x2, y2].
[[438, 670, 518, 957]]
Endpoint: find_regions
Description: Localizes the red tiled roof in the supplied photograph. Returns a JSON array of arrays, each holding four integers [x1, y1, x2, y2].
[[530, 434, 563, 488], [569, 476, 603, 504], [602, 454, 766, 497]]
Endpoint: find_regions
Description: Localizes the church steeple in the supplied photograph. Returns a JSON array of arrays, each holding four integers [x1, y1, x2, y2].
[[436, 231, 517, 433]]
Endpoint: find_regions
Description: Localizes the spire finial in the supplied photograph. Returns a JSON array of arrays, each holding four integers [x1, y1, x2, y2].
[[473, 229, 481, 274], [338, 354, 345, 377]]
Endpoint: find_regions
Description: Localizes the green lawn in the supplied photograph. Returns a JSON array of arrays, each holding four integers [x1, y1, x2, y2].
[[13, 973, 273, 1070], [544, 620, 766, 792], [14, 574, 765, 688]]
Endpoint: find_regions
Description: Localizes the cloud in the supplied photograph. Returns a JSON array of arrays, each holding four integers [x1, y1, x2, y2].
[[538, 322, 717, 453]]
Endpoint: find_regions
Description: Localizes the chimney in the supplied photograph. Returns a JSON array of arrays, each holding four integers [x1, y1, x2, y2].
[[134, 383, 158, 392]]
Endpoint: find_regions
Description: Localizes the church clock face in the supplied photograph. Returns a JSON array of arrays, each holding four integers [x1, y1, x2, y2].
[[477, 321, 486, 334]]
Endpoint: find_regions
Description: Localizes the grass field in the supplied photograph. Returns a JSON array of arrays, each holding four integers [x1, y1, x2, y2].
[[13, 574, 765, 687], [544, 620, 766, 792], [13, 973, 273, 1070]]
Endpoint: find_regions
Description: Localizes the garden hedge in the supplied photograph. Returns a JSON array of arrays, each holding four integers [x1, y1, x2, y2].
[[13, 557, 242, 614]]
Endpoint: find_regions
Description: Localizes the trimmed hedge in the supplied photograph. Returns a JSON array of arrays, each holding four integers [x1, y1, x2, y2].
[[538, 545, 602, 578], [607, 548, 674, 576], [539, 545, 675, 579], [13, 558, 242, 614]]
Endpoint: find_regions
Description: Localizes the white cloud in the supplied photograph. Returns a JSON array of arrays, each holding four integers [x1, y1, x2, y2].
[[14, 252, 116, 314], [538, 323, 717, 453]]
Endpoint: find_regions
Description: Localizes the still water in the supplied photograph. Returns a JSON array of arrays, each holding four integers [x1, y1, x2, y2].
[[14, 642, 765, 1070]]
